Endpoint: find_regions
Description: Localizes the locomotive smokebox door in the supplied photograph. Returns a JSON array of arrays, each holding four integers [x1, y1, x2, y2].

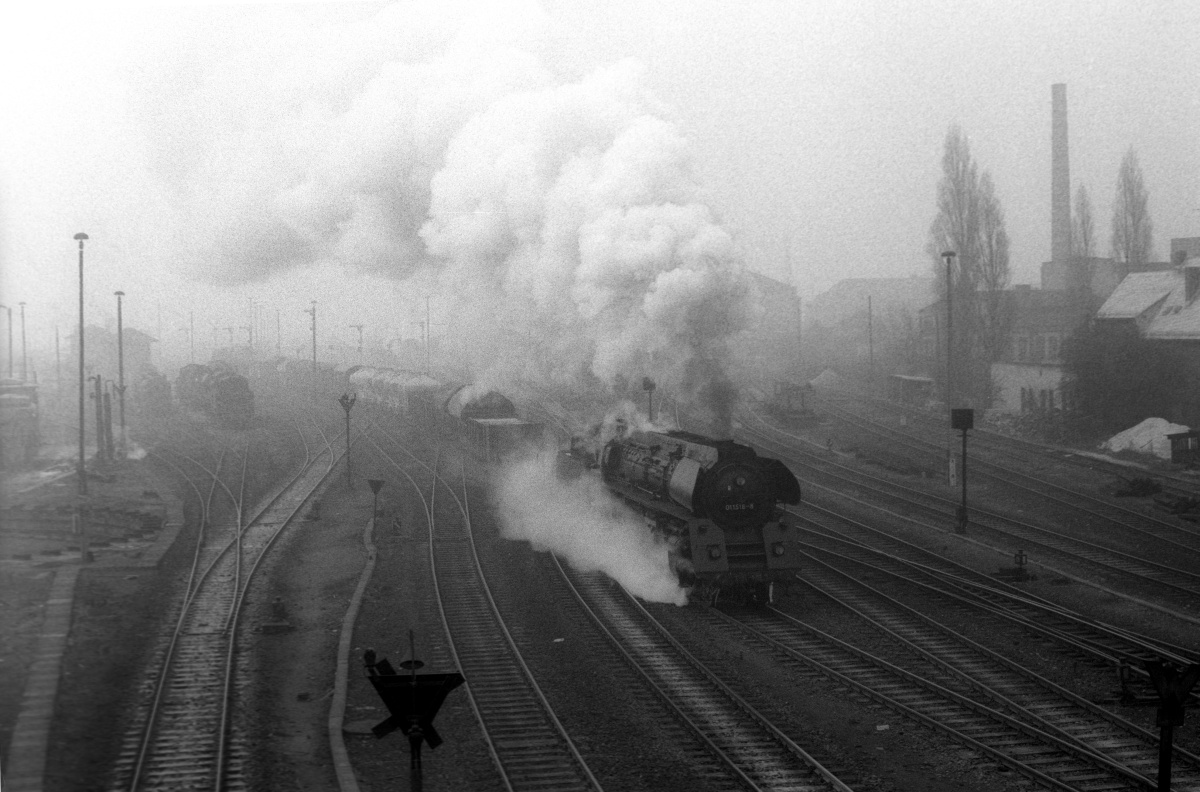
[[686, 520, 728, 573], [950, 408, 974, 431]]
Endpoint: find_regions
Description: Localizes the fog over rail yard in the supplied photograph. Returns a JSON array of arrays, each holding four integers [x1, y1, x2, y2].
[[2, 2, 1199, 791]]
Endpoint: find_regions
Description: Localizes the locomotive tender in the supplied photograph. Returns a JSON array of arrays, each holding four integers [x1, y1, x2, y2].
[[175, 363, 254, 429], [345, 367, 542, 462], [563, 426, 802, 603]]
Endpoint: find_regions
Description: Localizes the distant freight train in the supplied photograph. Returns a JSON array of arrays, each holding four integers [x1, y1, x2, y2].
[[175, 363, 254, 429], [560, 426, 802, 603], [346, 366, 542, 462]]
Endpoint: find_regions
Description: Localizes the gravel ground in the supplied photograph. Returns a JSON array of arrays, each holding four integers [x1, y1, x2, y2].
[[6, 404, 1197, 792]]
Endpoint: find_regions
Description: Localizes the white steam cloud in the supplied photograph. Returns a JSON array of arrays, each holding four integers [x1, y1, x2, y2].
[[149, 0, 749, 416], [496, 449, 688, 606]]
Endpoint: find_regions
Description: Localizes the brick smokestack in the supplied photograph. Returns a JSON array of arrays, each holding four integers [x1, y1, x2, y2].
[[1051, 83, 1071, 263]]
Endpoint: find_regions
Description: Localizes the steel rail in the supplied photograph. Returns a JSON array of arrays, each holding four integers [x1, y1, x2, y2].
[[812, 394, 1200, 549], [365, 430, 602, 792], [712, 606, 1152, 792], [552, 556, 855, 792], [792, 549, 1200, 785], [114, 417, 337, 791], [740, 410, 1200, 621]]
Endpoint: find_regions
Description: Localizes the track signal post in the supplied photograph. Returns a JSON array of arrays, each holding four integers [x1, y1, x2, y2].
[[363, 630, 464, 792], [339, 392, 356, 489], [950, 408, 973, 533]]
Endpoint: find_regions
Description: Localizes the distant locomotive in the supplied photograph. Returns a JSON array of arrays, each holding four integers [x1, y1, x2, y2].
[[345, 367, 542, 462], [561, 427, 802, 603], [441, 384, 543, 463], [132, 367, 172, 425], [175, 362, 254, 429]]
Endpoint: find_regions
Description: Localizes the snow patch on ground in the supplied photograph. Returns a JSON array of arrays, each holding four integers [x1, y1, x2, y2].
[[1100, 417, 1190, 460]]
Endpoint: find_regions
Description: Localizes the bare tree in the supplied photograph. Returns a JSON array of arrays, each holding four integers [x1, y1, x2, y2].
[[975, 172, 1012, 364], [927, 125, 1011, 407], [1111, 147, 1154, 275], [1071, 184, 1095, 260]]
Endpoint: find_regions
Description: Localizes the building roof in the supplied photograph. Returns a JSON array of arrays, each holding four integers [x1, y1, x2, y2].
[[1097, 264, 1200, 340], [1095, 271, 1176, 320]]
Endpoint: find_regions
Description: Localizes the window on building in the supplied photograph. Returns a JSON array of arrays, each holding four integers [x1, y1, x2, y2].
[[1017, 336, 1029, 361], [1047, 334, 1060, 360]]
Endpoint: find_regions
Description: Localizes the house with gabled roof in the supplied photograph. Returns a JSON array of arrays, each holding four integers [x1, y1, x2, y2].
[[1094, 255, 1200, 426]]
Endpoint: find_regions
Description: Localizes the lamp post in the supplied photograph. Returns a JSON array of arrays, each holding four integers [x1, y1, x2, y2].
[[0, 303, 11, 378], [339, 392, 356, 489], [941, 250, 957, 487], [941, 250, 956, 405], [90, 374, 105, 463], [75, 232, 89, 495], [19, 302, 27, 381], [114, 291, 127, 458]]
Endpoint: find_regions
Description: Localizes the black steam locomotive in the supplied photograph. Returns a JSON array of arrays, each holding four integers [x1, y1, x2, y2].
[[561, 427, 802, 603], [175, 363, 254, 429]]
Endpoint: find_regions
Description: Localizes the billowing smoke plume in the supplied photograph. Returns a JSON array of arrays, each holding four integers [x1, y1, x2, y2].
[[496, 447, 688, 606], [152, 0, 749, 421]]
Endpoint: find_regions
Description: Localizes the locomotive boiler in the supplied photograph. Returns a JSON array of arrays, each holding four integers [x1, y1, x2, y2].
[[565, 427, 802, 603]]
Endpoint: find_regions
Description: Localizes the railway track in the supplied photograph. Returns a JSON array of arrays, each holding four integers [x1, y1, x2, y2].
[[740, 408, 1200, 625], [554, 558, 855, 792], [365, 431, 602, 792], [711, 605, 1167, 792], [105, 416, 339, 791], [789, 549, 1200, 786], [813, 393, 1200, 551], [817, 390, 1200, 503], [788, 502, 1200, 679]]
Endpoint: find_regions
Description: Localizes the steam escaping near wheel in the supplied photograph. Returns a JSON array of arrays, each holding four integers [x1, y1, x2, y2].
[[495, 447, 689, 606]]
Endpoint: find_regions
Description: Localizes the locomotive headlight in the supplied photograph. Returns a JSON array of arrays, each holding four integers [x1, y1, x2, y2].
[[707, 545, 723, 560], [772, 542, 786, 557]]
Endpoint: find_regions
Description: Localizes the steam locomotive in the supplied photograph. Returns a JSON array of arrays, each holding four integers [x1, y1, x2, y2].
[[560, 427, 802, 603], [176, 363, 254, 429]]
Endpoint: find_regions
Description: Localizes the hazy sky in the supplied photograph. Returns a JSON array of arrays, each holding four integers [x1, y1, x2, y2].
[[2, 0, 1197, 370]]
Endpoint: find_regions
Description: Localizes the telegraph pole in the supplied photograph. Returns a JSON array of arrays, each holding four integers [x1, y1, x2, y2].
[[19, 302, 27, 381], [115, 291, 127, 457], [942, 250, 957, 486], [75, 232, 89, 495]]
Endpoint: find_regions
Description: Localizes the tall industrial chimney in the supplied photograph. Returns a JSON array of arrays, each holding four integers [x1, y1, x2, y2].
[[1051, 83, 1071, 263]]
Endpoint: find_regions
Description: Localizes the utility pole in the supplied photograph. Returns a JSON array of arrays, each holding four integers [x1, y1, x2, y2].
[[75, 232, 89, 496], [114, 291, 127, 457], [189, 311, 195, 363], [339, 392, 356, 489], [90, 375, 104, 463], [424, 296, 431, 375], [304, 301, 317, 402], [942, 250, 957, 487], [867, 294, 874, 395], [1, 304, 11, 378], [19, 302, 27, 381]]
